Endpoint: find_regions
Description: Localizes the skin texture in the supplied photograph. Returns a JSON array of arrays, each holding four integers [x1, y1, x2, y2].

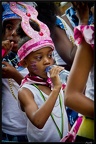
[[71, 2, 89, 25], [18, 47, 66, 129], [23, 47, 55, 78], [2, 19, 24, 85], [90, 6, 94, 17], [65, 2, 94, 118], [2, 19, 21, 52], [53, 13, 77, 68], [52, 24, 77, 67], [65, 39, 94, 118], [2, 40, 14, 57]]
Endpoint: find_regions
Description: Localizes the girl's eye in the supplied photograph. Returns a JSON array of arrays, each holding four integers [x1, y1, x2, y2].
[[36, 56, 42, 60], [6, 25, 13, 31], [48, 53, 53, 58]]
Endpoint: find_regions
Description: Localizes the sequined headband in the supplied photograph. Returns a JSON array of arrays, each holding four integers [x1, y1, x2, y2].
[[10, 2, 55, 61]]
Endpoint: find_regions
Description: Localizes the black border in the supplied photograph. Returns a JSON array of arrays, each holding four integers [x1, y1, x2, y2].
[[1, 1, 96, 144]]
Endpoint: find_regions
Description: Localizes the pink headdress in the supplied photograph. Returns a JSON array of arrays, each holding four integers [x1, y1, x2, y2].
[[10, 2, 55, 61]]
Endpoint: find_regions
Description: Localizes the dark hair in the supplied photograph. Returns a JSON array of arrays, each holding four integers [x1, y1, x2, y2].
[[35, 2, 60, 32], [2, 20, 7, 35], [2, 3, 8, 35], [18, 36, 31, 48], [16, 19, 40, 48], [16, 19, 40, 38], [71, 1, 94, 10], [87, 2, 94, 9]]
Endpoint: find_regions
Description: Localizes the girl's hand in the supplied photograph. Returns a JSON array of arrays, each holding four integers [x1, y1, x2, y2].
[[2, 40, 14, 57], [2, 61, 24, 85], [2, 61, 17, 79], [49, 65, 64, 88], [72, 2, 89, 25]]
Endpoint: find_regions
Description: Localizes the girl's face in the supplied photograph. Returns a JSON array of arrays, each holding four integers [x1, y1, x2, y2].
[[3, 19, 21, 52], [24, 47, 54, 78]]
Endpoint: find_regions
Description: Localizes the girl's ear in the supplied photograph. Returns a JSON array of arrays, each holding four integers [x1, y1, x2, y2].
[[20, 59, 28, 67]]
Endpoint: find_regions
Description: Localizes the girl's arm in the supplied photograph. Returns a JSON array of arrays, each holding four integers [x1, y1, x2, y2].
[[18, 66, 64, 129], [53, 26, 77, 67], [2, 61, 24, 85], [65, 38, 94, 118]]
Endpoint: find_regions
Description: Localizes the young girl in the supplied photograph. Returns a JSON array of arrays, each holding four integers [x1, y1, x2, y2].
[[10, 2, 69, 142], [2, 2, 29, 142]]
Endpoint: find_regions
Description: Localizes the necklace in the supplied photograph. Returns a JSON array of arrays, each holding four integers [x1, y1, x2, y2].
[[32, 84, 64, 139], [57, 16, 75, 46], [3, 52, 19, 68], [63, 20, 75, 45], [8, 78, 17, 100], [44, 96, 60, 108]]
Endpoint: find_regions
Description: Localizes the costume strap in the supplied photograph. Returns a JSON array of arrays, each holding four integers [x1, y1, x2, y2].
[[57, 15, 75, 46]]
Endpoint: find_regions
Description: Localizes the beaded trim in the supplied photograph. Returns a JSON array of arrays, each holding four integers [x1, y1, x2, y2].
[[57, 16, 75, 46], [8, 78, 17, 100]]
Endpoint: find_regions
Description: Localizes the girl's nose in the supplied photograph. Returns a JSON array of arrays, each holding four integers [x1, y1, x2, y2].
[[11, 29, 17, 36], [43, 57, 50, 64]]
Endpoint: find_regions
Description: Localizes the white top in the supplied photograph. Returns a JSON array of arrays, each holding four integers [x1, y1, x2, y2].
[[85, 65, 94, 101], [59, 15, 74, 44], [53, 15, 74, 66], [53, 49, 66, 65], [2, 67, 28, 135], [78, 65, 94, 117], [21, 84, 69, 142]]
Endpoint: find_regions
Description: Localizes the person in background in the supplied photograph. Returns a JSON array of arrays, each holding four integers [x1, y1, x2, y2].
[[65, 2, 94, 142], [36, 2, 77, 70], [2, 2, 36, 142], [35, 1, 94, 70]]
